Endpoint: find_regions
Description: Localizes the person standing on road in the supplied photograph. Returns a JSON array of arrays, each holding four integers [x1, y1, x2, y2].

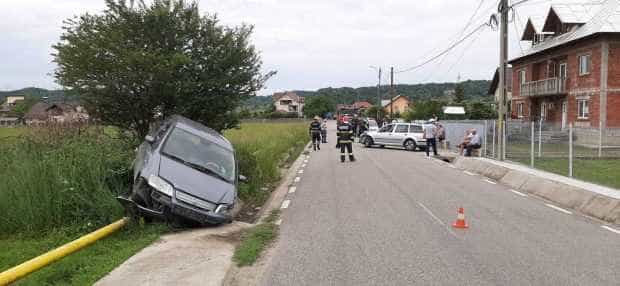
[[423, 119, 438, 158], [321, 119, 328, 143], [309, 116, 322, 151], [336, 121, 356, 162]]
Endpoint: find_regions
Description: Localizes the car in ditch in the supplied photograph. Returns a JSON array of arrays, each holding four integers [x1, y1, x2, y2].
[[360, 122, 426, 151], [117, 115, 244, 225]]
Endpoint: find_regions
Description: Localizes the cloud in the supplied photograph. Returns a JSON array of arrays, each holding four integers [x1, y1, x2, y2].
[[0, 0, 560, 94]]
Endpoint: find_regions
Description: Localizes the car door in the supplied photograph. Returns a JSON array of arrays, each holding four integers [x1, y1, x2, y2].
[[391, 124, 410, 146], [408, 124, 424, 144], [374, 124, 394, 144]]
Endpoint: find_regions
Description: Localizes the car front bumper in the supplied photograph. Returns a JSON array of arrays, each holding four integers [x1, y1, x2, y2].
[[117, 191, 231, 225]]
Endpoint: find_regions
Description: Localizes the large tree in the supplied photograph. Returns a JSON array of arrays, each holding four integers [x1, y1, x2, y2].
[[303, 96, 334, 118], [53, 0, 273, 137]]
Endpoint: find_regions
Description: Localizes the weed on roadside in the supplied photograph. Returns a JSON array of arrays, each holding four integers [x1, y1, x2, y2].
[[233, 210, 280, 267]]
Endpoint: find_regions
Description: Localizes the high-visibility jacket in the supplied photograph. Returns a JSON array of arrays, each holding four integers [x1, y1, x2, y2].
[[337, 123, 354, 143]]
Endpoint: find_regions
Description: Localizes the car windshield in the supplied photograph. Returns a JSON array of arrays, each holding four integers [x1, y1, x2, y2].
[[368, 120, 378, 127], [161, 127, 235, 182]]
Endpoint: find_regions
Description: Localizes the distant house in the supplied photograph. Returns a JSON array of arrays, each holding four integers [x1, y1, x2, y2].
[[488, 66, 513, 105], [510, 0, 620, 128], [382, 95, 411, 114], [4, 96, 24, 107], [24, 102, 89, 125], [273, 91, 304, 117]]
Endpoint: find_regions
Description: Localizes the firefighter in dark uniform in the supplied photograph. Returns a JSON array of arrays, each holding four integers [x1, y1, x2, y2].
[[336, 120, 355, 162], [309, 116, 322, 151]]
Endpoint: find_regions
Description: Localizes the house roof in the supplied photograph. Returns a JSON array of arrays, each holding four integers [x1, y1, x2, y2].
[[353, 101, 372, 109], [521, 17, 545, 41], [24, 102, 81, 120], [381, 95, 408, 107], [443, 106, 466, 115], [488, 67, 513, 95], [512, 0, 618, 62]]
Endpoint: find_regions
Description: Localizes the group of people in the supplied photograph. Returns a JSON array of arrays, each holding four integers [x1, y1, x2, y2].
[[457, 129, 481, 157], [422, 119, 446, 158], [309, 116, 355, 163]]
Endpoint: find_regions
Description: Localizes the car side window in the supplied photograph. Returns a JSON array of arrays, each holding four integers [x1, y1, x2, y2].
[[395, 124, 409, 133], [379, 125, 394, 133], [409, 125, 423, 133]]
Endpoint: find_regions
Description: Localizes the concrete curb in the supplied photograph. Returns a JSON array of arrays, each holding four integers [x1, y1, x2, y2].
[[453, 156, 620, 225]]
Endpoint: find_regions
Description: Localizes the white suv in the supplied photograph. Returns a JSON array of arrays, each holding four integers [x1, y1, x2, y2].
[[360, 123, 426, 151]]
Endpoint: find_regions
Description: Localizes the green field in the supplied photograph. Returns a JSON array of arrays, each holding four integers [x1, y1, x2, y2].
[[512, 157, 620, 189], [0, 121, 309, 285]]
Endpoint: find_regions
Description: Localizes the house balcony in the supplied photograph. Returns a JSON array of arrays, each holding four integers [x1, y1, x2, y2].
[[520, 77, 567, 97]]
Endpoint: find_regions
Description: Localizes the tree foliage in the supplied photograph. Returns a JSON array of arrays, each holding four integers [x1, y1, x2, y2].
[[303, 96, 334, 118], [453, 82, 465, 104], [363, 105, 386, 120], [466, 102, 496, 119], [11, 97, 39, 119], [404, 101, 446, 121], [53, 0, 273, 137]]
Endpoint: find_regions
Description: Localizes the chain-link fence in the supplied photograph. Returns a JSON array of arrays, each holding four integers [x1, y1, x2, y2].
[[441, 119, 620, 189]]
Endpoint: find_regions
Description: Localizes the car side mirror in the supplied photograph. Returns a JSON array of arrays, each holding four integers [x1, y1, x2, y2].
[[145, 135, 155, 144], [239, 175, 248, 182]]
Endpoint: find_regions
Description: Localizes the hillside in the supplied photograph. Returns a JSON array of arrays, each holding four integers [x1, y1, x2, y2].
[[0, 88, 73, 103], [246, 80, 492, 108]]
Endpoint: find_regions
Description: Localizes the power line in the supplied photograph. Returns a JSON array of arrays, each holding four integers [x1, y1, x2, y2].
[[395, 22, 490, 74]]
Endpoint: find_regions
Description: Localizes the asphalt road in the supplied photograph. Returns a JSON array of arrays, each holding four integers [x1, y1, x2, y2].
[[260, 121, 620, 286]]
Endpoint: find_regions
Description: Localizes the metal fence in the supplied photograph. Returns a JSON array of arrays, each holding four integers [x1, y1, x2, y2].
[[441, 119, 620, 189]]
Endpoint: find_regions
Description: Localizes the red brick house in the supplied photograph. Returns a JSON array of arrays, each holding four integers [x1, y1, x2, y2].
[[509, 1, 620, 128]]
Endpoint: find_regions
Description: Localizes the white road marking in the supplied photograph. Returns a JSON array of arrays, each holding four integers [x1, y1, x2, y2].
[[483, 179, 497, 185], [294, 177, 301, 183], [601, 225, 620, 234], [275, 219, 282, 226], [449, 164, 457, 169], [302, 164, 307, 168], [418, 202, 458, 238], [544, 203, 572, 215], [417, 202, 445, 226], [280, 200, 291, 209], [304, 160, 308, 163], [288, 186, 297, 194], [510, 189, 528, 197], [463, 171, 476, 176], [298, 170, 304, 174]]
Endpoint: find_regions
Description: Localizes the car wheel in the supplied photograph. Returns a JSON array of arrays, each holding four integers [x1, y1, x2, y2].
[[404, 139, 417, 151], [363, 136, 374, 148]]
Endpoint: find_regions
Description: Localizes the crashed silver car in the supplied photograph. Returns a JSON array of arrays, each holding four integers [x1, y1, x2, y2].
[[118, 115, 243, 225]]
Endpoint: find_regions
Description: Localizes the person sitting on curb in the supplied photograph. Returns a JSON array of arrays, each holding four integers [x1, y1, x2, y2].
[[458, 129, 473, 155], [465, 129, 481, 157]]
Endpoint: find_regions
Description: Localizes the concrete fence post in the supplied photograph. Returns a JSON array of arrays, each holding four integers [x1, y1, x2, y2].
[[531, 121, 535, 168], [598, 120, 603, 158], [538, 119, 542, 157], [569, 123, 573, 178], [502, 120, 507, 160], [492, 120, 496, 158], [483, 120, 488, 157]]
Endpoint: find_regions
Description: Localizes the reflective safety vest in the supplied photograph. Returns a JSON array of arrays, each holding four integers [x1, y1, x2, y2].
[[309, 121, 321, 134], [337, 124, 354, 143]]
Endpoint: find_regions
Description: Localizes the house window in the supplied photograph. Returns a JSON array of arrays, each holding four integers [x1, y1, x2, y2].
[[519, 69, 526, 85], [578, 54, 591, 75], [517, 102, 524, 118], [577, 99, 589, 119]]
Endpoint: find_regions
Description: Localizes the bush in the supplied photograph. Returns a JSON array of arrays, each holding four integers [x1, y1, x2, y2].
[[0, 126, 133, 235]]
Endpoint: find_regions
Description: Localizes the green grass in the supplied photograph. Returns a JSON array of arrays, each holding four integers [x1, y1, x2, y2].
[[233, 210, 280, 267], [512, 157, 620, 189], [0, 223, 166, 286], [0, 127, 26, 138], [225, 122, 309, 205]]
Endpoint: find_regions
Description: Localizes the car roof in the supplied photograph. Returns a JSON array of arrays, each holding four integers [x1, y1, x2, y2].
[[167, 115, 234, 151]]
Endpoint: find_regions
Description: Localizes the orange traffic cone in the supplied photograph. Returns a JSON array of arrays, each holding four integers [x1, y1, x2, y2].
[[452, 207, 469, 229]]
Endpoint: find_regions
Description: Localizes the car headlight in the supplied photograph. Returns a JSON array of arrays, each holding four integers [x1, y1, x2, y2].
[[148, 175, 174, 196], [215, 204, 230, 214]]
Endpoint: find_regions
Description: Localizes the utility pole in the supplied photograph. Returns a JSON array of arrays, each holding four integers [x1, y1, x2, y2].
[[497, 0, 509, 161], [390, 67, 394, 119]]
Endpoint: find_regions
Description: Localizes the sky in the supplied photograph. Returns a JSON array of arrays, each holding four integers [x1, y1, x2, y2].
[[0, 0, 577, 95]]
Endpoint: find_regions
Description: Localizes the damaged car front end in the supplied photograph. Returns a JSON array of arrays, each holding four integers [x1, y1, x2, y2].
[[118, 115, 244, 225]]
